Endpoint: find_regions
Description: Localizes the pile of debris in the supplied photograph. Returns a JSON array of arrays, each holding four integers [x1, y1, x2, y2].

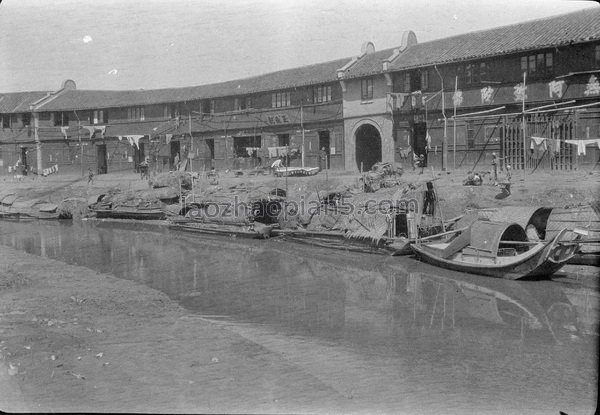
[[361, 162, 404, 192]]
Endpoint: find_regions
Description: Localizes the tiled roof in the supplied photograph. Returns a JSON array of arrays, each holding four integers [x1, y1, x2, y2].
[[6, 8, 598, 113], [387, 8, 600, 72], [37, 57, 352, 111], [0, 91, 50, 113], [341, 47, 397, 79]]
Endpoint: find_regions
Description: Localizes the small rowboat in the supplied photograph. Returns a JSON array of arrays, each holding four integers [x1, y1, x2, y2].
[[92, 206, 166, 220], [411, 220, 581, 280], [273, 166, 320, 177]]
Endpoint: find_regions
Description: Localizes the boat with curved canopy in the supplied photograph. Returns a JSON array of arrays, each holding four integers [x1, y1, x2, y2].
[[411, 220, 581, 280]]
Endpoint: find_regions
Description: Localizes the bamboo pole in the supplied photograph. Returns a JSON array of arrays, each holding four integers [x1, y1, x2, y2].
[[453, 76, 457, 170], [522, 72, 527, 170]]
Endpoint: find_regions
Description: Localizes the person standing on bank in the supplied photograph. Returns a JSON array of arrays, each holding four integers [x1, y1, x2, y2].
[[320, 147, 328, 170], [173, 152, 180, 171], [491, 152, 504, 182]]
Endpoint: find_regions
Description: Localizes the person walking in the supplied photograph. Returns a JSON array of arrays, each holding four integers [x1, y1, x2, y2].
[[87, 167, 94, 185]]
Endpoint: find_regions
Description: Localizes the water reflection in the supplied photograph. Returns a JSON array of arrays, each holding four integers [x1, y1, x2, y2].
[[0, 220, 597, 347]]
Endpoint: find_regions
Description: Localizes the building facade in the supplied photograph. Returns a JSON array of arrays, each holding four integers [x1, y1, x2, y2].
[[1, 8, 598, 176]]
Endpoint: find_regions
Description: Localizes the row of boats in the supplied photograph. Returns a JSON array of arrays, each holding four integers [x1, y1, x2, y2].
[[1, 182, 597, 280], [163, 183, 596, 280]]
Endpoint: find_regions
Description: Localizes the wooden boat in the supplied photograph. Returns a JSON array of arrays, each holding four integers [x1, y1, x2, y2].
[[477, 204, 600, 267], [272, 228, 412, 255], [273, 166, 320, 177], [0, 197, 63, 220], [274, 181, 446, 256], [411, 220, 582, 280], [168, 217, 273, 239], [92, 206, 167, 220]]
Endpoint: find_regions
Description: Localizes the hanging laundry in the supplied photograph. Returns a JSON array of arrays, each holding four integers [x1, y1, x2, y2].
[[529, 136, 548, 159], [82, 125, 106, 139], [267, 147, 278, 158], [564, 139, 600, 156], [117, 136, 123, 141], [165, 134, 173, 144], [546, 138, 561, 156], [398, 147, 412, 159], [60, 126, 69, 140], [124, 135, 144, 149], [425, 131, 432, 150]]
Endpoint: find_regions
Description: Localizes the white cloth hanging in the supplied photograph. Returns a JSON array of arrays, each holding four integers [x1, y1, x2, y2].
[[124, 135, 144, 150], [564, 139, 600, 156]]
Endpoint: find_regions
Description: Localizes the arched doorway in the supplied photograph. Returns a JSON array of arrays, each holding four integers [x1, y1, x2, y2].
[[355, 123, 382, 171]]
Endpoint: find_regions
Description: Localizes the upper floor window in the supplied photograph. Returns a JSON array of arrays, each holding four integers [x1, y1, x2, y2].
[[595, 45, 600, 67], [479, 62, 489, 83], [53, 112, 69, 127], [127, 107, 145, 121], [234, 98, 241, 112], [167, 104, 181, 118], [90, 110, 108, 124], [521, 52, 553, 78], [420, 70, 429, 91], [209, 100, 215, 114], [403, 73, 411, 93], [272, 91, 291, 108], [361, 78, 373, 101], [1, 114, 11, 129], [21, 113, 31, 127], [460, 61, 492, 86], [244, 96, 252, 110], [313, 85, 332, 103]]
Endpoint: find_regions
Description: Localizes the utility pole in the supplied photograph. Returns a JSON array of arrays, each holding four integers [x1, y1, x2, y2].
[[33, 112, 42, 174], [453, 76, 458, 171], [300, 105, 305, 167], [189, 112, 193, 173], [522, 72, 527, 170], [434, 65, 447, 171]]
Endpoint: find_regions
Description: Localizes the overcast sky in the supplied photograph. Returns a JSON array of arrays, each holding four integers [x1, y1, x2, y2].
[[0, 0, 597, 92]]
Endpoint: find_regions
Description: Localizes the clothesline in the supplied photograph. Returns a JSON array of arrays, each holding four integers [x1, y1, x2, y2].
[[530, 135, 600, 156]]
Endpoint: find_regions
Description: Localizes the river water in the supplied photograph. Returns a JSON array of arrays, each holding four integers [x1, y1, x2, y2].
[[0, 219, 597, 414]]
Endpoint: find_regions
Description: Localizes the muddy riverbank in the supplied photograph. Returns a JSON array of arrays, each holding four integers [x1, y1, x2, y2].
[[0, 245, 355, 413]]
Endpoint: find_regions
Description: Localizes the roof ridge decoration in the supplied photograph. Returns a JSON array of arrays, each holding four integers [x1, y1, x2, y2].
[[31, 80, 77, 111], [383, 31, 417, 85], [337, 40, 377, 86]]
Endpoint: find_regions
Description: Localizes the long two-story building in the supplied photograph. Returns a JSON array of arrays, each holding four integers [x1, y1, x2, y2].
[[1, 8, 598, 176]]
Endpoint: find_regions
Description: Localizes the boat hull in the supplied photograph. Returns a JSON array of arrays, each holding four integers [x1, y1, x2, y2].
[[412, 230, 578, 280], [93, 208, 166, 220], [169, 221, 270, 239], [272, 229, 411, 255]]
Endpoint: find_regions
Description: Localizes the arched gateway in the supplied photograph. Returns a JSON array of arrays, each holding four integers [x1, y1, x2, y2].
[[355, 123, 382, 171]]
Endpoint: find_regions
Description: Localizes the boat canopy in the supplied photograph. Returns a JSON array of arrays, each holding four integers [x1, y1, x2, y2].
[[477, 206, 553, 238], [469, 221, 528, 255]]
